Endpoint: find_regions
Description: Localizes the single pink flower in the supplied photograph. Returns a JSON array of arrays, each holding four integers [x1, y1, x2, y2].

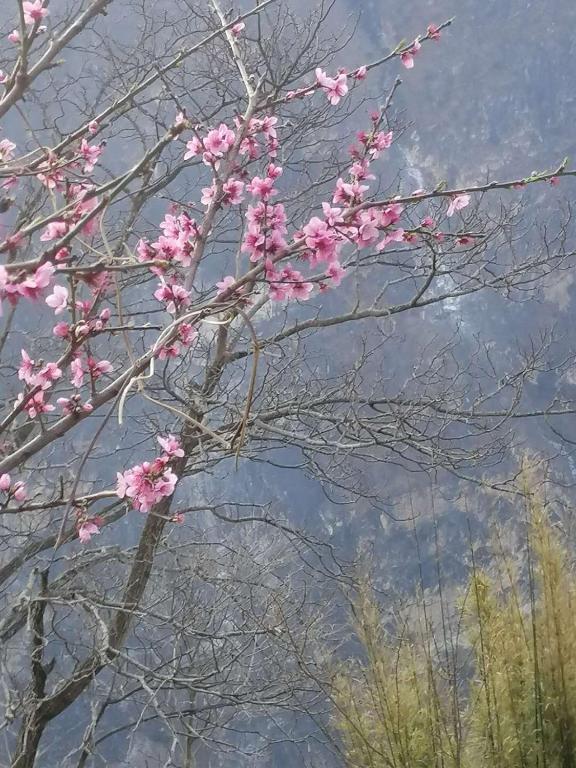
[[222, 178, 244, 205], [15, 390, 55, 418], [216, 275, 236, 296], [321, 202, 343, 226], [55, 247, 71, 262], [79, 139, 103, 174], [379, 203, 404, 227], [53, 321, 71, 338], [45, 285, 68, 314], [40, 220, 68, 242], [158, 434, 185, 458], [370, 131, 393, 157], [231, 21, 245, 37], [200, 183, 216, 206], [266, 162, 283, 180], [0, 139, 16, 162], [333, 178, 369, 205], [446, 193, 471, 217], [156, 343, 180, 359], [71, 357, 84, 388], [23, 1, 48, 25], [18, 350, 36, 385], [37, 362, 62, 389], [178, 323, 198, 347], [184, 136, 202, 160], [0, 474, 11, 491], [78, 519, 101, 543], [246, 175, 277, 200], [378, 228, 406, 251], [87, 357, 113, 379], [8, 31, 21, 44], [427, 24, 441, 41], [325, 261, 346, 286]]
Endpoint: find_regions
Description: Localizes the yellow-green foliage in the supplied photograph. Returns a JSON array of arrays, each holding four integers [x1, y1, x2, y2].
[[332, 494, 576, 768]]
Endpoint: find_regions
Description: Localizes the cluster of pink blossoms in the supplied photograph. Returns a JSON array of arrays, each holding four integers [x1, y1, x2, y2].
[[0, 473, 26, 504], [285, 119, 403, 288], [135, 210, 199, 357], [70, 355, 113, 389], [229, 110, 403, 299], [15, 349, 61, 417], [116, 434, 183, 513], [1, 145, 103, 310], [36, 139, 103, 190], [238, 163, 317, 301], [184, 123, 236, 166], [156, 323, 198, 361], [185, 115, 279, 166], [14, 341, 109, 419], [138, 211, 200, 271], [237, 115, 280, 159], [53, 303, 111, 342], [17, 350, 61, 387], [10, 274, 115, 419], [400, 24, 441, 69], [0, 134, 104, 316], [401, 38, 422, 69]]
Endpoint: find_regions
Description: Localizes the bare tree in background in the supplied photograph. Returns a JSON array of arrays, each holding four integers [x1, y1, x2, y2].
[[0, 0, 575, 765]]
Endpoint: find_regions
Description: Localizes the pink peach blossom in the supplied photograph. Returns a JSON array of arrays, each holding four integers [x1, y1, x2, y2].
[[23, 1, 48, 25], [45, 285, 68, 314], [158, 434, 185, 458], [446, 193, 471, 217], [401, 38, 421, 69], [78, 518, 102, 543], [315, 68, 348, 105]]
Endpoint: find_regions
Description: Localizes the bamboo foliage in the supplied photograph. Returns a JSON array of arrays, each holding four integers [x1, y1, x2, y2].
[[332, 492, 576, 768]]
